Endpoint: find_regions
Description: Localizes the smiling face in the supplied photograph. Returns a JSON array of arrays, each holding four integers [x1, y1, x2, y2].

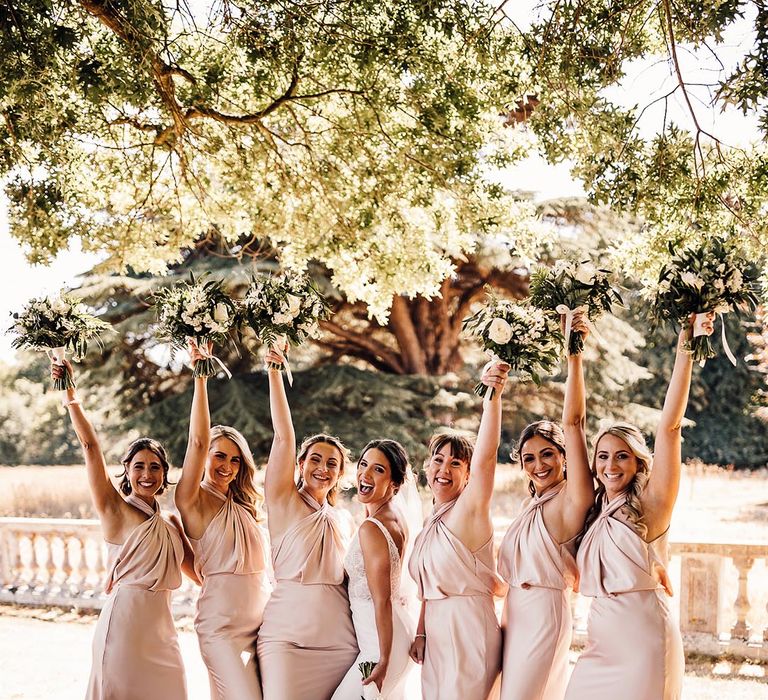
[[205, 437, 241, 493], [300, 441, 343, 503], [520, 434, 565, 496], [594, 433, 640, 498], [425, 443, 470, 504], [127, 448, 165, 503], [357, 447, 396, 505]]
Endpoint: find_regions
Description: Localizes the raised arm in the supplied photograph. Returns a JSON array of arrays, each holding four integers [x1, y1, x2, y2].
[[54, 360, 122, 518], [359, 522, 395, 692], [644, 318, 701, 534], [264, 347, 297, 504], [561, 312, 594, 514], [459, 362, 510, 514]]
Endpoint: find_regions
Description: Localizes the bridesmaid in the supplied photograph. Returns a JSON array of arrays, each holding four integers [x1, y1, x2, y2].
[[564, 315, 710, 700], [174, 341, 271, 700], [498, 310, 594, 700], [332, 439, 415, 699], [409, 362, 510, 700], [256, 347, 358, 700], [54, 360, 194, 700]]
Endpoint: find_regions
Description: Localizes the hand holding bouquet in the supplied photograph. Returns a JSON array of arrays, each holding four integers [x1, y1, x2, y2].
[[153, 275, 237, 378], [463, 295, 563, 397], [239, 272, 330, 385], [358, 660, 383, 700], [529, 259, 621, 355], [9, 293, 111, 390], [647, 239, 761, 363]]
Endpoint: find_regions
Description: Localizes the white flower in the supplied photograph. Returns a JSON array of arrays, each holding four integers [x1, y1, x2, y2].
[[574, 262, 597, 285], [713, 279, 725, 293], [680, 271, 704, 290], [51, 297, 70, 315], [286, 294, 303, 319], [213, 303, 229, 323], [728, 269, 743, 292], [714, 302, 731, 314], [272, 312, 293, 325], [487, 317, 513, 344]]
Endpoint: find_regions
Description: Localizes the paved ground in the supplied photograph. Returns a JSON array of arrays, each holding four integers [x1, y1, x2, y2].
[[1, 613, 765, 699]]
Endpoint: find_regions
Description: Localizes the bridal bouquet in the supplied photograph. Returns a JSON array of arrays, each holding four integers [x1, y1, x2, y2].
[[9, 293, 111, 389], [529, 259, 621, 355], [152, 275, 237, 377], [646, 239, 761, 363], [358, 661, 382, 700], [239, 272, 330, 384], [463, 295, 563, 397]]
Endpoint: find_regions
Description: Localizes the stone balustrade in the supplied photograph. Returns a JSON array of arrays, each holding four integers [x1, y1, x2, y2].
[[1, 518, 767, 660], [0, 518, 197, 615]]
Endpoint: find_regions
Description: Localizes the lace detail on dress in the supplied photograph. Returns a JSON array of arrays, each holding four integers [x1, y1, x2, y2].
[[345, 517, 404, 604]]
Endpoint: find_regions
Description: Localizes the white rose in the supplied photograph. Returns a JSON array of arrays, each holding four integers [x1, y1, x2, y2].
[[713, 279, 725, 293], [574, 262, 597, 285], [487, 317, 513, 345], [286, 294, 303, 318], [680, 271, 704, 290], [51, 297, 69, 315], [213, 303, 229, 323], [273, 312, 293, 325]]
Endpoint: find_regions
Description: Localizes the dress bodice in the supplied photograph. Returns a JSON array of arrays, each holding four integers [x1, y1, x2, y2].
[[345, 517, 404, 603]]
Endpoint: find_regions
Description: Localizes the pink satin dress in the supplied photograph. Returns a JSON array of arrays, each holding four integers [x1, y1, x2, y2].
[[498, 482, 577, 700], [86, 494, 186, 700], [190, 481, 271, 700], [257, 490, 358, 700], [564, 494, 683, 700], [409, 499, 506, 700]]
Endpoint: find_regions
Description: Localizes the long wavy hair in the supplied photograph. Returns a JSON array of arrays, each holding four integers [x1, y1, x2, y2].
[[515, 420, 567, 497], [118, 437, 173, 496], [209, 425, 264, 522], [581, 422, 652, 543], [296, 433, 350, 506]]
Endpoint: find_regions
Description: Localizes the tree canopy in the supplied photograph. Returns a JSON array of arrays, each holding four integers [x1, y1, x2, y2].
[[2, 1, 766, 321]]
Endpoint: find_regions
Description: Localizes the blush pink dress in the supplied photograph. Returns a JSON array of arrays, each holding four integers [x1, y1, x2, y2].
[[257, 490, 358, 700], [409, 499, 506, 700], [86, 494, 186, 700], [497, 482, 577, 700], [564, 494, 684, 700], [190, 481, 271, 700]]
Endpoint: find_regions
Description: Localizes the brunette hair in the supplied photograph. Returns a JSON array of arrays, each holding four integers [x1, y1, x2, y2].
[[359, 439, 410, 488], [515, 420, 567, 497], [296, 433, 349, 506], [209, 425, 264, 522], [118, 437, 172, 496]]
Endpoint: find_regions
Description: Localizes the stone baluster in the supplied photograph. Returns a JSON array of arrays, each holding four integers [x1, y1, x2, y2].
[[60, 535, 75, 595], [33, 533, 51, 592], [46, 533, 60, 590], [8, 531, 24, 590], [730, 555, 754, 640]]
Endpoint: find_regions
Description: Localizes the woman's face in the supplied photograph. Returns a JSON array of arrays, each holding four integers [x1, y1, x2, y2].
[[205, 437, 241, 492], [357, 447, 396, 505], [520, 435, 565, 495], [127, 448, 164, 502], [594, 433, 639, 498], [425, 443, 469, 504], [300, 442, 342, 502]]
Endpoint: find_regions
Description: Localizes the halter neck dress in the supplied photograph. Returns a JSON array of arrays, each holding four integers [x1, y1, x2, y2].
[[86, 494, 186, 700], [189, 481, 271, 699], [564, 494, 683, 699], [409, 498, 506, 700], [497, 482, 577, 700], [257, 490, 358, 700]]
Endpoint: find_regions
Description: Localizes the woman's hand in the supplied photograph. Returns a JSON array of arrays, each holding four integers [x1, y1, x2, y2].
[[479, 361, 510, 395], [264, 343, 288, 369], [51, 358, 74, 383], [362, 659, 388, 691], [680, 311, 714, 349], [568, 307, 590, 342], [188, 338, 212, 366], [409, 636, 426, 664]]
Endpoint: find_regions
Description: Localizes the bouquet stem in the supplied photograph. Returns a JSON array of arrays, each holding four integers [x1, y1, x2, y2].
[[474, 381, 495, 400], [52, 365, 76, 391], [685, 336, 716, 363], [193, 357, 217, 378]]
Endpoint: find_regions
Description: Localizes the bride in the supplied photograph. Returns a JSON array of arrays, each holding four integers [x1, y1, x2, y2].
[[332, 439, 419, 700]]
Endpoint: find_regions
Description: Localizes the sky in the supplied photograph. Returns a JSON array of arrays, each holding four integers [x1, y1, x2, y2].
[[0, 6, 761, 363]]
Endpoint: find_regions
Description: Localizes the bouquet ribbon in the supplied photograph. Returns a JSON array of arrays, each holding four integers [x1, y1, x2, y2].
[[46, 346, 66, 365], [555, 304, 604, 348], [197, 342, 232, 379], [272, 337, 293, 386], [693, 312, 737, 366]]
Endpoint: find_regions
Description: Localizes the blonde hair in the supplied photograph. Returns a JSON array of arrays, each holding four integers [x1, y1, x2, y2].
[[210, 425, 264, 522], [583, 422, 651, 540], [296, 433, 349, 506]]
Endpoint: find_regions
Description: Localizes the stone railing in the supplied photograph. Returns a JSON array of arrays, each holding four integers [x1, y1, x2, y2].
[[2, 518, 767, 659], [0, 518, 197, 616]]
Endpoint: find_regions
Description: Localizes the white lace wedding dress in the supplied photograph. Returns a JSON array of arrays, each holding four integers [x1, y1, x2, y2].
[[331, 517, 416, 700]]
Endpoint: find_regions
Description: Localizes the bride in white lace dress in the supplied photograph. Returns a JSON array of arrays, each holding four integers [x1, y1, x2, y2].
[[332, 440, 419, 700]]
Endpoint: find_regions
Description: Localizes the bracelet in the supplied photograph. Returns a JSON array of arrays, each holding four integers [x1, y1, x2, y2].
[[62, 398, 81, 408], [415, 633, 426, 639]]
